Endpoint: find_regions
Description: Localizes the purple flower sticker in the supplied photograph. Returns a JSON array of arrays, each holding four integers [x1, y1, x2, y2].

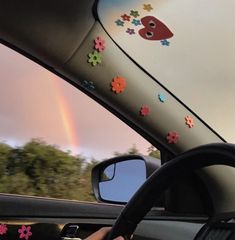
[[126, 28, 135, 35]]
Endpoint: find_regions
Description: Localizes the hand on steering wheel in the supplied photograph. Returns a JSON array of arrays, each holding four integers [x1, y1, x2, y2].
[[107, 143, 235, 240]]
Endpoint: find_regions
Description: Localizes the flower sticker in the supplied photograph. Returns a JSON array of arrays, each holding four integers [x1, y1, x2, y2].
[[115, 19, 124, 26], [132, 19, 141, 26], [140, 105, 150, 116], [121, 14, 131, 21], [167, 131, 179, 144], [143, 4, 153, 12], [111, 76, 126, 94], [161, 39, 170, 46], [126, 28, 135, 35], [0, 224, 7, 235], [87, 51, 102, 66], [81, 80, 95, 91], [94, 37, 105, 52], [130, 10, 140, 18], [158, 93, 166, 103], [185, 116, 194, 128], [18, 225, 32, 240]]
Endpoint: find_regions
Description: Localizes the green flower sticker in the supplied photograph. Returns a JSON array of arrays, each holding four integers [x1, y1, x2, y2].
[[130, 10, 140, 18], [88, 50, 102, 66]]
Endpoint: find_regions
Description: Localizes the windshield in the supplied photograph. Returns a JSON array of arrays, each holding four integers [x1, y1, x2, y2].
[[98, 0, 235, 142]]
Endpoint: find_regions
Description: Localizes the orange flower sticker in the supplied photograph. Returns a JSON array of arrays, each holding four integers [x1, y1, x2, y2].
[[143, 4, 153, 12], [111, 76, 126, 94], [185, 116, 194, 128]]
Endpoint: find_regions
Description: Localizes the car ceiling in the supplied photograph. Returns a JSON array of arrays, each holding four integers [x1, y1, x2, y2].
[[0, 0, 96, 67], [0, 0, 227, 155]]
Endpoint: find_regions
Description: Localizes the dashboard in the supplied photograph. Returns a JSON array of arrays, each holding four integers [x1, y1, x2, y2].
[[195, 212, 235, 240], [1, 213, 235, 240], [60, 213, 235, 240]]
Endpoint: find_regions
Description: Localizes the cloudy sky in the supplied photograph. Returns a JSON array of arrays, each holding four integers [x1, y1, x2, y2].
[[0, 45, 150, 160]]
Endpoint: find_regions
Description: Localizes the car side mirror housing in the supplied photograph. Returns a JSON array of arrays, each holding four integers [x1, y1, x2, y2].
[[92, 155, 160, 204]]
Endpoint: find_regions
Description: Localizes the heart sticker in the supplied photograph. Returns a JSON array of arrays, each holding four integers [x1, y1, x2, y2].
[[139, 16, 173, 41]]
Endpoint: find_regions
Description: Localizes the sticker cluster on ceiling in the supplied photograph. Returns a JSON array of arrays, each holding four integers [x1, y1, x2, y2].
[[84, 36, 107, 91], [132, 91, 196, 145], [165, 115, 195, 144], [87, 36, 106, 66], [115, 3, 174, 46], [84, 34, 195, 147], [0, 224, 32, 240]]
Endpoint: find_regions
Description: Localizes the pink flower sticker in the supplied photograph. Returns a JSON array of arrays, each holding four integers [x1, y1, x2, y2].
[[167, 131, 179, 144], [94, 37, 105, 52], [185, 116, 194, 128], [0, 224, 7, 235], [18, 225, 32, 240], [140, 105, 150, 116]]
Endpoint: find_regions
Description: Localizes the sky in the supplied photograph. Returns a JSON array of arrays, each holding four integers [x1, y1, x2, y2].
[[0, 45, 150, 160]]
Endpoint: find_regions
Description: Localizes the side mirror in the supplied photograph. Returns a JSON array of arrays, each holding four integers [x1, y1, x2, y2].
[[92, 155, 160, 204]]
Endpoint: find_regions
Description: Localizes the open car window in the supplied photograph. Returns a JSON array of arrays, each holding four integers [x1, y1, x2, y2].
[[0, 44, 160, 201]]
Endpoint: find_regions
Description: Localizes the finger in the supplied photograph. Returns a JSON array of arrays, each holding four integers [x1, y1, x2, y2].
[[113, 236, 125, 240], [85, 227, 112, 240]]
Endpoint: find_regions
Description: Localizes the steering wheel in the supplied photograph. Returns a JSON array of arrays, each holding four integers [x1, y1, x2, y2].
[[107, 143, 235, 240]]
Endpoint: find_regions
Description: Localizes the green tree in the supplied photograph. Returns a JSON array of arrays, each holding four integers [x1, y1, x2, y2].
[[78, 159, 98, 201], [113, 144, 139, 156], [0, 140, 162, 202], [147, 145, 161, 159], [0, 142, 12, 175], [0, 139, 90, 200]]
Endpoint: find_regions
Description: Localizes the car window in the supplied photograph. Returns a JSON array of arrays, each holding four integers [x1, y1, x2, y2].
[[0, 45, 160, 202]]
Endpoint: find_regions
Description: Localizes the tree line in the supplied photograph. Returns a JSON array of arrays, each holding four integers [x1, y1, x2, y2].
[[0, 139, 160, 201]]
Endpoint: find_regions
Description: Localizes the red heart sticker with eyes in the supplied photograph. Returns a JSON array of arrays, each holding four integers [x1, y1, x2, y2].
[[139, 16, 174, 41]]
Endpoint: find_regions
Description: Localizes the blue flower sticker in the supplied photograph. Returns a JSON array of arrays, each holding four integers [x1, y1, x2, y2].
[[115, 19, 124, 26], [81, 80, 95, 91], [160, 39, 170, 46], [158, 93, 166, 103], [132, 19, 141, 26]]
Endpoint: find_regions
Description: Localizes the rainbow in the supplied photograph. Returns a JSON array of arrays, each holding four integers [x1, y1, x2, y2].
[[51, 74, 79, 155]]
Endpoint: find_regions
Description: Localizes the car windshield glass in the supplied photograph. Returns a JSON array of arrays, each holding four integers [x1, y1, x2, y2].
[[98, 0, 235, 143], [0, 45, 161, 201]]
